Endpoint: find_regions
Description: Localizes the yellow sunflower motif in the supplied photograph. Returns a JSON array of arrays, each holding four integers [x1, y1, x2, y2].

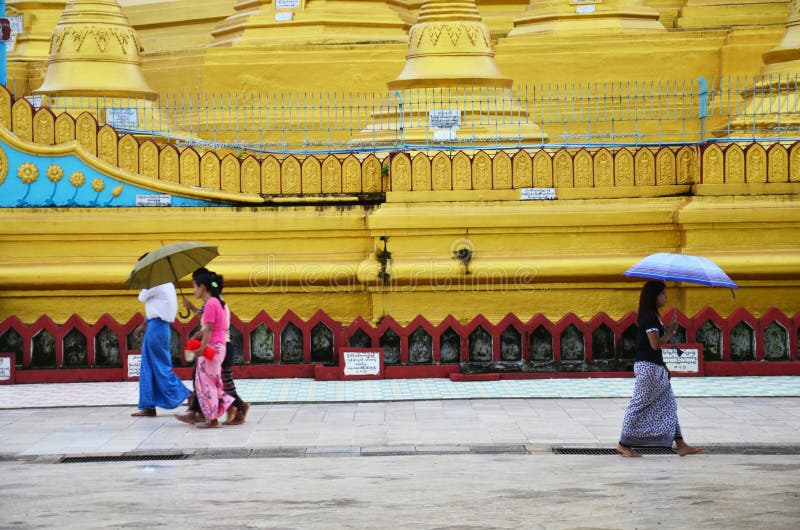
[[17, 162, 39, 184], [92, 178, 105, 192], [112, 185, 124, 197], [46, 164, 64, 183], [70, 171, 85, 187]]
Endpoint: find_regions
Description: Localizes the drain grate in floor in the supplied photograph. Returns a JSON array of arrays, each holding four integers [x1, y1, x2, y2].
[[58, 454, 189, 464], [553, 447, 676, 455]]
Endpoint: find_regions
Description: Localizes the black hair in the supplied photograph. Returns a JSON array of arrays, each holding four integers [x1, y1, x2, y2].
[[638, 280, 666, 324], [193, 270, 226, 308], [192, 267, 210, 280]]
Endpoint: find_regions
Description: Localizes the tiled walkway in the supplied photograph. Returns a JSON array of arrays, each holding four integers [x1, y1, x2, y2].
[[2, 376, 799, 409]]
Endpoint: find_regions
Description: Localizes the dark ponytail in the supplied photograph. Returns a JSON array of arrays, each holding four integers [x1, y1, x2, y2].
[[194, 270, 226, 308]]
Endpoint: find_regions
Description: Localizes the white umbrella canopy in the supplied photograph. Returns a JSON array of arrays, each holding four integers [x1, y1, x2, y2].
[[624, 253, 737, 288]]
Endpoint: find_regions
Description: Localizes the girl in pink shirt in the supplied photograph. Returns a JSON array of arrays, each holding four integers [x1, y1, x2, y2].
[[188, 271, 234, 428]]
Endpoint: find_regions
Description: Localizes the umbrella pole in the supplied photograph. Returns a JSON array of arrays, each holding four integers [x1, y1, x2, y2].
[[166, 255, 192, 320]]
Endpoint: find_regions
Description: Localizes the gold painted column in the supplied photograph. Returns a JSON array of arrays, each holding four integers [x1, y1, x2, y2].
[[356, 0, 545, 145], [727, 0, 800, 136], [508, 0, 664, 36]]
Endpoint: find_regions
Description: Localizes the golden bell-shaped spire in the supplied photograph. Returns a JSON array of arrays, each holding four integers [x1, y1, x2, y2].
[[34, 0, 155, 98], [388, 0, 512, 89]]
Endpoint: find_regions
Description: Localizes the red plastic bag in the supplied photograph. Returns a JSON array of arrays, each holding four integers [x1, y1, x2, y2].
[[185, 338, 216, 361]]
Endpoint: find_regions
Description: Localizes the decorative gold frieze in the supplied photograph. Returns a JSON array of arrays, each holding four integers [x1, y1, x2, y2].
[[12, 100, 33, 142], [553, 150, 573, 188], [139, 141, 158, 179], [492, 152, 512, 189], [119, 135, 139, 174], [322, 156, 343, 194], [412, 153, 432, 191], [725, 145, 745, 184], [160, 147, 180, 184], [33, 109, 55, 145], [262, 156, 281, 194], [0, 147, 8, 185], [221, 154, 240, 192], [532, 151, 551, 188], [746, 144, 767, 183], [301, 157, 321, 194], [656, 149, 675, 186], [241, 157, 261, 195], [634, 149, 655, 186], [201, 153, 221, 190], [513, 152, 532, 188], [75, 113, 97, 155], [615, 149, 634, 186], [97, 125, 117, 165], [390, 154, 411, 192], [179, 148, 198, 186], [594, 149, 614, 187], [281, 157, 301, 194], [431, 152, 451, 190], [453, 152, 472, 190], [768, 145, 788, 183], [703, 145, 724, 184], [574, 149, 592, 187], [342, 155, 361, 193], [363, 156, 382, 193]]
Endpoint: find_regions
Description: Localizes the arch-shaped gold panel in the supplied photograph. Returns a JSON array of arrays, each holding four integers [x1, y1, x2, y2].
[[262, 155, 281, 194], [75, 113, 98, 155], [431, 152, 452, 191], [97, 125, 118, 166], [655, 148, 676, 186], [412, 152, 431, 191], [322, 155, 342, 194], [55, 114, 75, 145], [615, 149, 634, 186], [532, 150, 552, 188], [342, 155, 361, 193], [725, 144, 745, 184], [767, 144, 788, 183], [573, 149, 593, 187], [634, 148, 655, 186], [200, 152, 221, 189], [12, 99, 33, 142], [789, 143, 800, 182], [221, 154, 241, 192], [745, 144, 767, 183], [362, 155, 382, 192], [452, 152, 472, 190], [301, 156, 322, 194], [493, 151, 512, 189], [512, 151, 532, 188], [179, 148, 199, 187], [241, 156, 261, 195], [281, 156, 301, 194], [139, 140, 159, 179], [702, 145, 724, 184], [390, 153, 411, 192], [0, 88, 11, 129], [119, 134, 141, 174], [472, 151, 492, 190], [160, 146, 180, 184], [33, 108, 55, 145], [676, 146, 696, 185], [593, 148, 613, 187], [553, 150, 573, 188]]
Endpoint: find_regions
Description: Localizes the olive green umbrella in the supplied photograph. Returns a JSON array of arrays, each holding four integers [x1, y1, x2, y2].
[[125, 241, 219, 290]]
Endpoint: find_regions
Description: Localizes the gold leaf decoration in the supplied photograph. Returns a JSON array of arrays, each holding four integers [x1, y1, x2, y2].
[[92, 178, 105, 192], [0, 147, 7, 186], [112, 185, 123, 197]]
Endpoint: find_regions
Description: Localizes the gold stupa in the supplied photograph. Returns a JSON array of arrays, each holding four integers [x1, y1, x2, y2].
[[357, 0, 546, 145]]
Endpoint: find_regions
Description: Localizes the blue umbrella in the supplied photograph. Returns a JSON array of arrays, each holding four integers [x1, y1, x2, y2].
[[624, 253, 738, 289]]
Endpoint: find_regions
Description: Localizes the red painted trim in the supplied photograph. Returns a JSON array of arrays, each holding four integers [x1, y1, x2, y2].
[[450, 373, 500, 382], [384, 365, 457, 379], [703, 362, 800, 377], [15, 368, 123, 384]]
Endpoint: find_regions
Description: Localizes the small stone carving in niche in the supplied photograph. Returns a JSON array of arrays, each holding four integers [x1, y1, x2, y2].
[[32, 330, 56, 368], [126, 328, 143, 351], [250, 324, 275, 363], [764, 322, 789, 361], [63, 328, 88, 367], [95, 327, 120, 368], [409, 327, 433, 364], [380, 328, 401, 365], [169, 327, 182, 366], [500, 326, 522, 362], [730, 322, 755, 361], [672, 324, 686, 345], [560, 324, 584, 361], [468, 326, 492, 362], [311, 322, 334, 363], [281, 323, 303, 363], [439, 327, 461, 363], [0, 327, 23, 366], [591, 324, 614, 360], [621, 325, 637, 359], [530, 326, 553, 361], [349, 329, 372, 349], [696, 320, 722, 361]]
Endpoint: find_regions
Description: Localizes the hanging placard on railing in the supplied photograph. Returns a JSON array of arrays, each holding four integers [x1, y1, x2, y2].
[[276, 0, 301, 8], [429, 109, 461, 129], [105, 108, 139, 129]]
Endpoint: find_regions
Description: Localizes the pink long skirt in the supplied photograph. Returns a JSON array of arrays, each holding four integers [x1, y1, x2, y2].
[[195, 343, 234, 421]]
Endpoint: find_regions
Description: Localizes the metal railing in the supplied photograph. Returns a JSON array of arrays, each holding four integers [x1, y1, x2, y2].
[[11, 75, 800, 154]]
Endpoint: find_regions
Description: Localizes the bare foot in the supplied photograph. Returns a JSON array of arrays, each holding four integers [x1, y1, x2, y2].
[[676, 443, 704, 457], [616, 443, 642, 457]]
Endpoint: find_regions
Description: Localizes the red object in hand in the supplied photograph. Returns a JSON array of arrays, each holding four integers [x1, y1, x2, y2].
[[185, 339, 216, 360]]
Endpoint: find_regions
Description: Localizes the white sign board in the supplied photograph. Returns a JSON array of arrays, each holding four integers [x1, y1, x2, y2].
[[25, 96, 42, 108], [276, 0, 301, 8], [106, 108, 139, 129], [576, 5, 597, 13], [662, 347, 700, 373], [5, 16, 22, 52], [343, 350, 381, 377], [433, 129, 457, 141], [429, 109, 461, 129], [0, 357, 11, 381], [520, 187, 556, 200], [136, 194, 172, 207], [275, 11, 293, 21], [127, 354, 141, 378]]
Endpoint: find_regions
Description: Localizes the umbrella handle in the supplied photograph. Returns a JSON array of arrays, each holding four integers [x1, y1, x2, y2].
[[179, 308, 192, 319]]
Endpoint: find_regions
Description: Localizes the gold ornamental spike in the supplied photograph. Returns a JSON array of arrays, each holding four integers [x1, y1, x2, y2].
[[34, 0, 156, 98], [388, 0, 512, 89]]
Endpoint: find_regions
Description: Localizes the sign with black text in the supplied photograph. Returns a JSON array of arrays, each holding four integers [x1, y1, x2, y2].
[[127, 353, 141, 379], [340, 348, 384, 380], [662, 343, 703, 376]]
